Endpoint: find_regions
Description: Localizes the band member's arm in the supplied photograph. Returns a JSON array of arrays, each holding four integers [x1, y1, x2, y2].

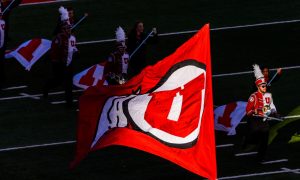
[[246, 94, 256, 116], [269, 93, 277, 114]]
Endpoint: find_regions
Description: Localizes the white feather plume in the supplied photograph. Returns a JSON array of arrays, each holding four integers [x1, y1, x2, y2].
[[253, 64, 264, 79], [59, 6, 69, 21], [115, 26, 126, 42]]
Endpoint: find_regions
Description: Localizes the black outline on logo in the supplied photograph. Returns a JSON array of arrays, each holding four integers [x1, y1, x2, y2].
[[123, 59, 206, 148]]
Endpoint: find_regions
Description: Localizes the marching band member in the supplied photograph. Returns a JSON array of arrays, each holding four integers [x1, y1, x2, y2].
[[244, 64, 279, 161], [43, 7, 75, 107], [106, 26, 129, 85]]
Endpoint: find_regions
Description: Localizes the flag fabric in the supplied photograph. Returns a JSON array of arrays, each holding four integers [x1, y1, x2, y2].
[[71, 24, 217, 179], [5, 38, 51, 71], [73, 62, 108, 89], [214, 101, 247, 135]]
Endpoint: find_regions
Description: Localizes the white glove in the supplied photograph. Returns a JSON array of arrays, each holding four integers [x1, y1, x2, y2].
[[152, 27, 157, 35], [265, 109, 271, 116]]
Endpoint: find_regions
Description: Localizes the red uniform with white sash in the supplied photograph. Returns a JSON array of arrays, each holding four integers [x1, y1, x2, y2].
[[246, 91, 276, 117]]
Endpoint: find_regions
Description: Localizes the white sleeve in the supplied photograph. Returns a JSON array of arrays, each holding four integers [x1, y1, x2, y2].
[[270, 94, 277, 113]]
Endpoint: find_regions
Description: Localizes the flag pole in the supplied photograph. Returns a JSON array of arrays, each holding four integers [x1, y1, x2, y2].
[[2, 0, 16, 15], [267, 71, 278, 86], [129, 30, 154, 59], [253, 114, 283, 121], [71, 13, 88, 30]]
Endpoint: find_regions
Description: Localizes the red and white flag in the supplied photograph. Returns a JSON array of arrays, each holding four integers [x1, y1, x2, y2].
[[73, 62, 108, 89], [71, 24, 217, 179], [5, 38, 51, 71], [214, 101, 247, 135]]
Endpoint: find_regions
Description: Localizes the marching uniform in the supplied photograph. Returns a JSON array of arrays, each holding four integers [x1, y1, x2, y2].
[[246, 92, 276, 117], [243, 64, 278, 161], [67, 34, 78, 67], [50, 32, 69, 64], [106, 26, 129, 85], [107, 49, 130, 85], [43, 7, 74, 107]]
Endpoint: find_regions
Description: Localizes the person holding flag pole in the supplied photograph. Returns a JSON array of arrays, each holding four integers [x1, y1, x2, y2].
[[127, 21, 157, 78], [53, 6, 88, 36], [243, 64, 280, 161], [251, 66, 282, 93], [43, 6, 75, 107], [105, 26, 129, 85], [129, 29, 154, 60], [262, 66, 282, 90]]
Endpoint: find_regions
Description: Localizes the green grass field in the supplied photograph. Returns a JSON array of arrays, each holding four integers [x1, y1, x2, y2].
[[0, 0, 300, 179]]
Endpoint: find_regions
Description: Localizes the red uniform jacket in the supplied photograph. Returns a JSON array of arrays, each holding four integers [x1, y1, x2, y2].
[[50, 32, 69, 64], [246, 91, 264, 116], [107, 51, 129, 75], [246, 91, 276, 116]]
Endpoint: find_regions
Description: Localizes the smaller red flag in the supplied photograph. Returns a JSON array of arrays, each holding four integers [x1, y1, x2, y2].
[[5, 38, 51, 71], [73, 62, 108, 89]]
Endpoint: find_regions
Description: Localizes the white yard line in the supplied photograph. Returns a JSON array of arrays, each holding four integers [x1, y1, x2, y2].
[[0, 89, 83, 101], [213, 65, 300, 77], [77, 19, 300, 45], [2, 85, 27, 91], [211, 19, 300, 31], [261, 159, 288, 165], [0, 94, 39, 101], [219, 168, 300, 179], [51, 99, 78, 105], [0, 141, 76, 152], [19, 93, 40, 100], [20, 0, 73, 6], [216, 144, 234, 148], [235, 152, 258, 157], [281, 167, 300, 174]]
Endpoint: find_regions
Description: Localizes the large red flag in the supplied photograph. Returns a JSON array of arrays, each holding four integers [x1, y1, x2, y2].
[[71, 24, 217, 179]]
